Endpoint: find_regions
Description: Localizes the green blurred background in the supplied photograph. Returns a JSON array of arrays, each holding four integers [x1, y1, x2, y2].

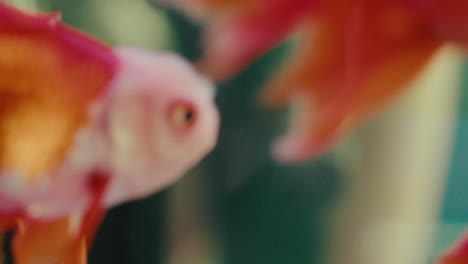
[[6, 0, 468, 263], [432, 63, 468, 257]]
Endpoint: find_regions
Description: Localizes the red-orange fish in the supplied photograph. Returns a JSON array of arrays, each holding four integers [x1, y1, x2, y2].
[[0, 2, 219, 263], [157, 0, 468, 162]]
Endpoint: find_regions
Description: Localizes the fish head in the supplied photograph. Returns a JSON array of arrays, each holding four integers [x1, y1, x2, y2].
[[101, 46, 219, 206]]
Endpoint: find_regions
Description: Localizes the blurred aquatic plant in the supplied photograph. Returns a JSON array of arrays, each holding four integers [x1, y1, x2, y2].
[[328, 46, 462, 264]]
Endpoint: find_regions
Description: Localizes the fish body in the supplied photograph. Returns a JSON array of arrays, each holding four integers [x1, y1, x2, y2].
[[0, 2, 219, 263], [0, 46, 219, 220]]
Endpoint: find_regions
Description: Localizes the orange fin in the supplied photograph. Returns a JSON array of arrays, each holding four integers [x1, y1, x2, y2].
[[0, 2, 117, 179], [13, 217, 83, 264], [263, 0, 441, 162], [11, 172, 109, 264]]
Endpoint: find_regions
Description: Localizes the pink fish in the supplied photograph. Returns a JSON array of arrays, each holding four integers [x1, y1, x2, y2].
[[0, 2, 219, 263], [157, 0, 468, 162]]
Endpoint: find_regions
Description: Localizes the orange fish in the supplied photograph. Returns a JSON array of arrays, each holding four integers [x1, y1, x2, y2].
[[157, 0, 468, 162], [436, 231, 468, 264], [0, 2, 219, 264]]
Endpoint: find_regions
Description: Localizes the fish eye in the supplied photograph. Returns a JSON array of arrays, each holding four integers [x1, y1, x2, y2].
[[168, 101, 197, 131]]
